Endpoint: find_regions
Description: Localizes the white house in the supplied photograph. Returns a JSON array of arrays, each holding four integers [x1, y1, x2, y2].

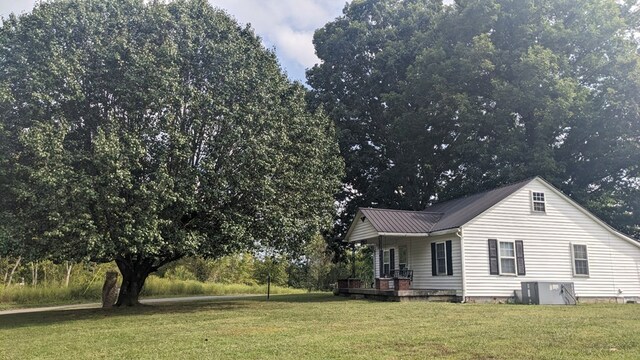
[[341, 177, 640, 303]]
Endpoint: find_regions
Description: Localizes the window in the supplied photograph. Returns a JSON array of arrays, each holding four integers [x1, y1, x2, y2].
[[398, 246, 408, 270], [383, 250, 390, 277], [436, 242, 447, 275], [489, 239, 526, 276], [499, 241, 516, 275], [432, 240, 453, 276], [572, 244, 589, 276], [532, 192, 546, 213]]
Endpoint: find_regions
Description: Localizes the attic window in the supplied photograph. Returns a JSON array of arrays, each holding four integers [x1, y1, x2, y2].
[[532, 192, 546, 213]]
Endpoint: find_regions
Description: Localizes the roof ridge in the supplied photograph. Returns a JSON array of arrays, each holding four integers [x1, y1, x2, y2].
[[360, 207, 422, 213], [361, 207, 445, 216], [425, 176, 535, 209]]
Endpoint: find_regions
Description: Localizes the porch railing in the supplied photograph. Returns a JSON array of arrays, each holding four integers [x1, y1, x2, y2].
[[389, 269, 413, 281]]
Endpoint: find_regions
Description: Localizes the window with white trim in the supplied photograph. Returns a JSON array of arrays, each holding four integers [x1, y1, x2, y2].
[[383, 250, 390, 276], [499, 241, 516, 275], [572, 244, 589, 276], [435, 242, 447, 275], [398, 246, 408, 270], [532, 192, 546, 213]]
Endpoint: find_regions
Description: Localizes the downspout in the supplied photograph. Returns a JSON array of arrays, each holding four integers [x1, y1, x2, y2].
[[457, 227, 467, 303]]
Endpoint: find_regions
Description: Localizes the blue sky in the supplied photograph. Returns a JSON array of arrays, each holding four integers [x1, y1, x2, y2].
[[0, 0, 348, 84]]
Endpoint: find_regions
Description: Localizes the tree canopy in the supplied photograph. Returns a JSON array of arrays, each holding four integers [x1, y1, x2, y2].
[[308, 0, 640, 252], [0, 0, 343, 305]]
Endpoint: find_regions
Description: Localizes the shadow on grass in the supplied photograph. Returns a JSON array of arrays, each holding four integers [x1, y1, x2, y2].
[[0, 301, 250, 330], [263, 292, 347, 303], [0, 293, 346, 330]]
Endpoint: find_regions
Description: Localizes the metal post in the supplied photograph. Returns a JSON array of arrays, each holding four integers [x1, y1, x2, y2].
[[351, 244, 356, 278], [267, 270, 271, 301]]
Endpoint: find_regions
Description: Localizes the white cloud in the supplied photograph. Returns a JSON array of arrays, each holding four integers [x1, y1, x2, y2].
[[0, 0, 37, 18], [0, 0, 349, 82], [209, 0, 346, 81]]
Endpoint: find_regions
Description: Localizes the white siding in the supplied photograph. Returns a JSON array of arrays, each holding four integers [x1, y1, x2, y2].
[[411, 235, 462, 293], [462, 178, 640, 299], [348, 218, 378, 242], [373, 235, 462, 293]]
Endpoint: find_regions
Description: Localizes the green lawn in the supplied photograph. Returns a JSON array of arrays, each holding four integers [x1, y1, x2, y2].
[[1, 293, 639, 359]]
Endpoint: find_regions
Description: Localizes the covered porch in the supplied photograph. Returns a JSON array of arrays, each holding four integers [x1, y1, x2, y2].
[[338, 208, 463, 302]]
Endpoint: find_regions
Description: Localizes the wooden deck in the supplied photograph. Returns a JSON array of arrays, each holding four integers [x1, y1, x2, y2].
[[335, 287, 460, 302]]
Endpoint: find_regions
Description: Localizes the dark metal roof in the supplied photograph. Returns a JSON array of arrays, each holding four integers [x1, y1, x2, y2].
[[425, 178, 532, 232], [359, 208, 442, 233], [356, 178, 533, 235]]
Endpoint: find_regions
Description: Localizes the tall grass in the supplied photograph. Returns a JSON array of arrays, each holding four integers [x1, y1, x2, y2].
[[0, 283, 103, 308], [0, 276, 306, 309], [141, 276, 305, 297]]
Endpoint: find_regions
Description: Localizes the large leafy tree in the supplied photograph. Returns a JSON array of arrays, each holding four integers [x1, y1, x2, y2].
[[308, 0, 640, 253], [0, 0, 342, 305]]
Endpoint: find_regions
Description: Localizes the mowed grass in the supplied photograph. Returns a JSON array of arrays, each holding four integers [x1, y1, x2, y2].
[[1, 293, 639, 359]]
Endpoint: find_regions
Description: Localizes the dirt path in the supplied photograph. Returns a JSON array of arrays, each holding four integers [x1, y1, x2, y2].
[[0, 294, 263, 316]]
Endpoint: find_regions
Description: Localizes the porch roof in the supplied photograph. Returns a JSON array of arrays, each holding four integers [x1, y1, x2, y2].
[[359, 208, 442, 234]]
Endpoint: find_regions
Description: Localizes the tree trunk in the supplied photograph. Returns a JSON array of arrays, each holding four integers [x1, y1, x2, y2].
[[65, 261, 73, 287], [31, 262, 38, 286], [2, 257, 8, 284], [7, 256, 21, 286], [114, 258, 153, 307]]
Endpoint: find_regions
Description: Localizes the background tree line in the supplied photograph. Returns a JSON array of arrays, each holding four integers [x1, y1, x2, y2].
[[308, 0, 640, 255], [0, 235, 373, 293]]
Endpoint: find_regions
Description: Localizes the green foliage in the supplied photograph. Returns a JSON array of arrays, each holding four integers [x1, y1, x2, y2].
[[162, 265, 198, 282], [253, 258, 289, 287], [308, 0, 640, 254], [286, 235, 371, 291], [159, 254, 259, 285], [301, 235, 336, 290], [0, 0, 343, 301]]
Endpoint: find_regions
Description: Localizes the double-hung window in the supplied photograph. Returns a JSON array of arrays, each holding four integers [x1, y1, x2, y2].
[[499, 241, 516, 275], [532, 192, 546, 213], [489, 239, 525, 276], [572, 244, 589, 276], [435, 242, 447, 275], [383, 250, 391, 277], [398, 246, 408, 270]]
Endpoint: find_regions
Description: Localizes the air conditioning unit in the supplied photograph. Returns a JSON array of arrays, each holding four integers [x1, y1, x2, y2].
[[521, 282, 576, 305]]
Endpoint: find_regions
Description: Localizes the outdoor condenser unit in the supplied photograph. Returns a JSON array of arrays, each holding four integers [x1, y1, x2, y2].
[[521, 282, 577, 305]]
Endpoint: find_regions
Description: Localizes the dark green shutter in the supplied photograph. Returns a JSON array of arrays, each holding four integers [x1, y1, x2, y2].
[[389, 248, 395, 277], [515, 240, 526, 275], [446, 240, 453, 275], [488, 239, 499, 275], [431, 242, 437, 276], [379, 248, 384, 278]]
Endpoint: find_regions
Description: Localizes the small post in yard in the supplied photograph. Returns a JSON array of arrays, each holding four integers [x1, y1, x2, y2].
[[267, 270, 271, 301], [351, 244, 356, 278]]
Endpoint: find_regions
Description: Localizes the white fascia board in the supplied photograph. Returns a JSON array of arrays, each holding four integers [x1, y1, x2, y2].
[[346, 236, 377, 243], [377, 232, 430, 237]]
